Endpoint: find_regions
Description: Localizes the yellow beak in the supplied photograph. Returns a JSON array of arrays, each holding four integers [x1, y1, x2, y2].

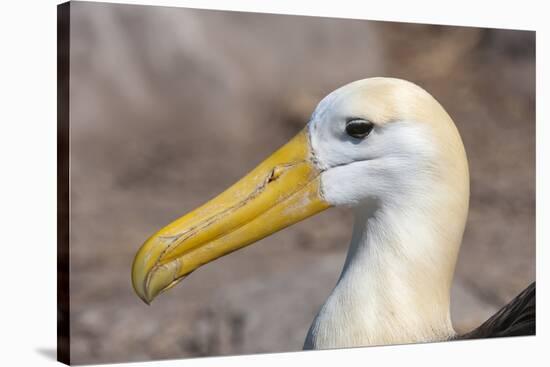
[[131, 129, 330, 304]]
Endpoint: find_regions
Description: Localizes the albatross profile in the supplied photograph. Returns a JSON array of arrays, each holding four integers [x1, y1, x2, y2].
[[132, 77, 535, 349]]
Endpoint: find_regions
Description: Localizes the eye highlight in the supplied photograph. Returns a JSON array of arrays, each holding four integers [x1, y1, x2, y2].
[[345, 119, 374, 139]]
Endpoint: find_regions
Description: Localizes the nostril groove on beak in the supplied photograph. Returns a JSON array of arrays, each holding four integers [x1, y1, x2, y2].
[[268, 167, 282, 183], [267, 161, 304, 184]]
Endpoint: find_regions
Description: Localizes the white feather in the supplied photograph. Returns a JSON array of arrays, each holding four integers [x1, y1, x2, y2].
[[303, 78, 469, 349]]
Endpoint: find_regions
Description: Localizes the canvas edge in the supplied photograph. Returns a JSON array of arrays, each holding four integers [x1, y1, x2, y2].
[[57, 1, 71, 365]]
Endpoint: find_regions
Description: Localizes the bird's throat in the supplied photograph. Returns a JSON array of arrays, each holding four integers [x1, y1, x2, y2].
[[304, 201, 462, 349]]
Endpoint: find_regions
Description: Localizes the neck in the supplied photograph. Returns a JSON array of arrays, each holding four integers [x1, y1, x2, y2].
[[304, 191, 467, 349]]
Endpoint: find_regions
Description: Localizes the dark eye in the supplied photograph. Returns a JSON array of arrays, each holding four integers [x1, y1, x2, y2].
[[345, 119, 374, 139]]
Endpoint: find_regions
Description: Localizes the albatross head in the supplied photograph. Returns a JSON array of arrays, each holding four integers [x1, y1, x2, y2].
[[132, 77, 470, 348]]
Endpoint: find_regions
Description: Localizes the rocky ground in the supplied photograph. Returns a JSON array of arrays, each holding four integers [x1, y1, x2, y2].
[[67, 3, 535, 364]]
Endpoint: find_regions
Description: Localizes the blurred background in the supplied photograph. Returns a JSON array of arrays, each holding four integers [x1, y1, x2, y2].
[[68, 2, 535, 364]]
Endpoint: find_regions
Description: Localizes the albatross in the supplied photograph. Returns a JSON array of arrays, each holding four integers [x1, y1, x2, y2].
[[131, 77, 535, 348]]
